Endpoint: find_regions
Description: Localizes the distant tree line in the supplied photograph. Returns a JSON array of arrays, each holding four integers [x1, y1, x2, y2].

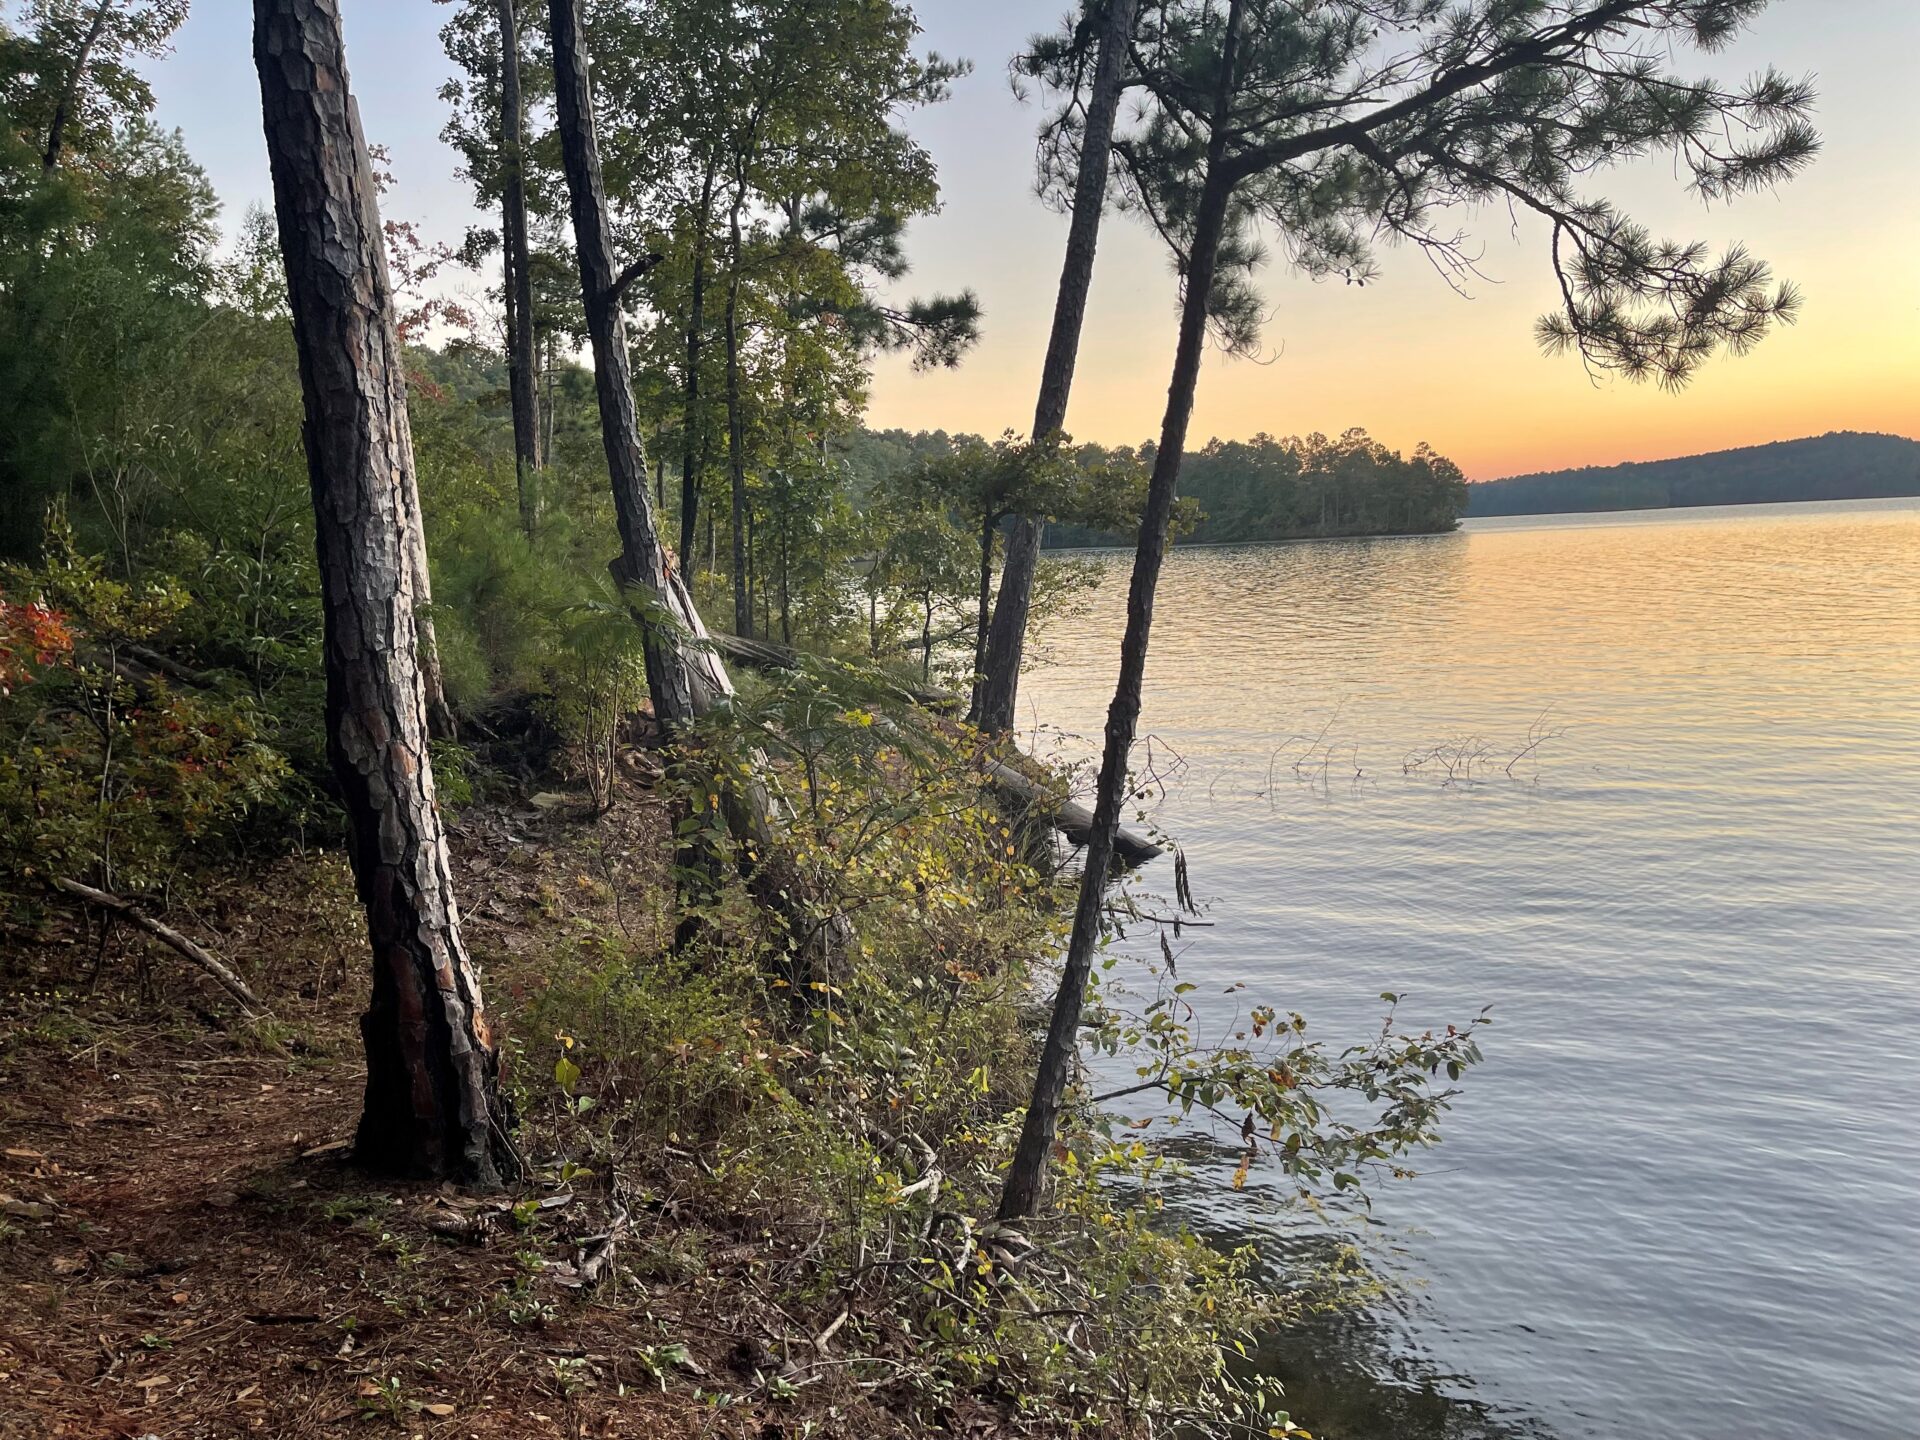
[[842, 427, 1468, 547], [1468, 431, 1920, 516]]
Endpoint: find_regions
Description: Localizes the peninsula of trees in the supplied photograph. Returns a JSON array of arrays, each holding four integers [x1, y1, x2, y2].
[[846, 427, 1470, 548], [1468, 431, 1920, 516]]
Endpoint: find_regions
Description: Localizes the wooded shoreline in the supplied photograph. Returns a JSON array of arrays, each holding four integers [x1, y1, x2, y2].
[[1043, 519, 1463, 552]]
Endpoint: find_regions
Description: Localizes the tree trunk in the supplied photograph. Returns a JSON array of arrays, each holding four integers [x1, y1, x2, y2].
[[725, 186, 751, 638], [777, 499, 791, 645], [254, 0, 513, 1188], [43, 0, 111, 175], [400, 430, 457, 741], [679, 163, 716, 567], [498, 0, 542, 535], [542, 329, 557, 460], [547, 0, 702, 727], [548, 0, 853, 987], [974, 0, 1139, 735], [998, 0, 1241, 1223], [971, 511, 995, 717]]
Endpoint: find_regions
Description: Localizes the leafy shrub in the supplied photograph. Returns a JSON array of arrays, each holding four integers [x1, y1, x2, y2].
[[512, 681, 1334, 1434], [0, 515, 288, 899], [430, 510, 651, 806]]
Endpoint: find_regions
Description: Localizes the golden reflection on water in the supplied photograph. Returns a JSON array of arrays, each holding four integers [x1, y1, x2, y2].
[[1022, 498, 1920, 1440]]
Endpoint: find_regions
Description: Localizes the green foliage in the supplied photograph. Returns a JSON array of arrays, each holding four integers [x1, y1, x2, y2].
[[427, 503, 661, 807], [1, 1, 190, 168], [510, 677, 1478, 1434], [1086, 963, 1489, 1199], [849, 424, 1461, 551], [857, 483, 975, 676], [860, 432, 1144, 686], [1050, 428, 1468, 546]]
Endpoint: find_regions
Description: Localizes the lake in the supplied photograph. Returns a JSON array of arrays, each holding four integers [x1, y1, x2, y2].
[[1021, 498, 1920, 1440]]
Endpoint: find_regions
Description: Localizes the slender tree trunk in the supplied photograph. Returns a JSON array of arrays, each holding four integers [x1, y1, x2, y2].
[[254, 0, 513, 1188], [679, 163, 717, 567], [725, 184, 751, 638], [43, 0, 111, 175], [548, 0, 855, 987], [972, 512, 995, 717], [399, 429, 457, 740], [998, 0, 1242, 1223], [974, 0, 1139, 734], [542, 330, 557, 460], [498, 0, 542, 535], [547, 0, 702, 726], [777, 497, 791, 644]]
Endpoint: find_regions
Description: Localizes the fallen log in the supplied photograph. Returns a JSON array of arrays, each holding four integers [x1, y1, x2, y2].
[[707, 631, 960, 712], [708, 632, 1164, 868], [984, 760, 1165, 868], [50, 877, 266, 1016]]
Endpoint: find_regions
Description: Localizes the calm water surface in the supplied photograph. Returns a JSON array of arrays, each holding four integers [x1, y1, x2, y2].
[[1021, 498, 1920, 1440]]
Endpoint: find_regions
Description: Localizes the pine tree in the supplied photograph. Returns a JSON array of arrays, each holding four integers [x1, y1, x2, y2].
[[254, 0, 514, 1187], [999, 0, 1817, 1221], [975, 0, 1140, 735]]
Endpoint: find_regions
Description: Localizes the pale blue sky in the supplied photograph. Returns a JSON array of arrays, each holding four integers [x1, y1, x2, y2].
[[150, 1, 1920, 477]]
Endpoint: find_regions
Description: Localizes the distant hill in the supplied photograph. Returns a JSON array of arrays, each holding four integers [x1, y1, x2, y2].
[[1467, 432, 1920, 517]]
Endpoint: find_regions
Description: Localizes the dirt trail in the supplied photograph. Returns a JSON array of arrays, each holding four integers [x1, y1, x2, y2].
[[0, 797, 883, 1440]]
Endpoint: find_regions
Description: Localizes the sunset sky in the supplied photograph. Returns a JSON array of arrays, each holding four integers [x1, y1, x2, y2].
[[150, 1, 1920, 480]]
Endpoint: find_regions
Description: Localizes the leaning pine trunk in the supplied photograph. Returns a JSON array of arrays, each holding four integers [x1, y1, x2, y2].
[[546, 0, 700, 726], [547, 0, 847, 984], [498, 0, 542, 533], [254, 0, 513, 1188], [998, 0, 1241, 1222], [974, 0, 1140, 734]]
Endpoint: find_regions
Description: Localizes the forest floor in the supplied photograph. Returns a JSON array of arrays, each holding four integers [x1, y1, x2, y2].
[[0, 782, 940, 1440]]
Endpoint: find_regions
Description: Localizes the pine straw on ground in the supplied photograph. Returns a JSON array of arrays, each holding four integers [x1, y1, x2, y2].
[[0, 785, 959, 1440]]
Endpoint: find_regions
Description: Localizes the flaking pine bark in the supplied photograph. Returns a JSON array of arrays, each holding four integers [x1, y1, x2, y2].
[[254, 0, 514, 1186]]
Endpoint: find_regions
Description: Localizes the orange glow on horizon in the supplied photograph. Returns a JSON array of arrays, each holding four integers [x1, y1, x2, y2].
[[862, 4, 1920, 483], [866, 211, 1920, 481]]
